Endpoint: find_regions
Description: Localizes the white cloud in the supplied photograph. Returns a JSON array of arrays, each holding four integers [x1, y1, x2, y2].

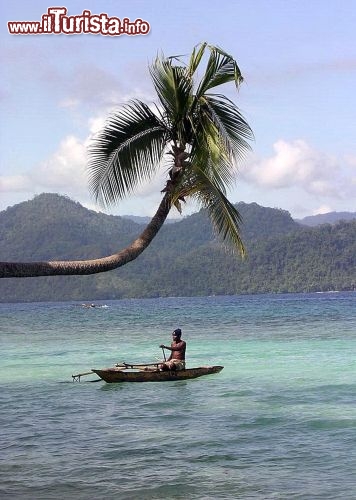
[[344, 154, 356, 167], [313, 205, 332, 215], [88, 116, 106, 135], [30, 135, 87, 190], [0, 174, 31, 192], [0, 135, 89, 202], [240, 139, 354, 199]]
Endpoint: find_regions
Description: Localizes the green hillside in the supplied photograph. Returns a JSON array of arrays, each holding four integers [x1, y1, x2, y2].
[[0, 193, 355, 302]]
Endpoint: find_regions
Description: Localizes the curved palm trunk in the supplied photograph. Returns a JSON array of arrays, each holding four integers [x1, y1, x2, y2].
[[0, 193, 171, 279]]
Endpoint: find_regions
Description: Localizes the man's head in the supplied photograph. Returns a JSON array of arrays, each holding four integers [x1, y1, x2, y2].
[[172, 328, 182, 339]]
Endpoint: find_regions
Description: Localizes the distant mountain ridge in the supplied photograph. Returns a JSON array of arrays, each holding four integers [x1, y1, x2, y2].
[[123, 215, 180, 224], [0, 193, 355, 302], [125, 210, 356, 227], [296, 212, 356, 227]]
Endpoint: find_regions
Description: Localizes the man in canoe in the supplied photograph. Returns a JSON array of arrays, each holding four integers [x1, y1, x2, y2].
[[159, 328, 186, 371]]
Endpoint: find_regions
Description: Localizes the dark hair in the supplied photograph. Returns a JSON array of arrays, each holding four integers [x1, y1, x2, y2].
[[173, 328, 182, 336]]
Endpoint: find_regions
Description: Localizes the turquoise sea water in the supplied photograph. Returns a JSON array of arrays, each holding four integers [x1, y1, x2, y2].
[[1, 292, 356, 499]]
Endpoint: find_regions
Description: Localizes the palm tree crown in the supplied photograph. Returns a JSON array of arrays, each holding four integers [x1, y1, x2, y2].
[[88, 42, 253, 255], [0, 43, 253, 279]]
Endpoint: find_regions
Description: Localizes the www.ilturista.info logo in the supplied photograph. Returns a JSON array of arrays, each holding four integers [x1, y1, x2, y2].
[[8, 7, 150, 36]]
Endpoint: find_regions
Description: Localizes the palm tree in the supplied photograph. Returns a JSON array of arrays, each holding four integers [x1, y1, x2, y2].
[[0, 43, 253, 279]]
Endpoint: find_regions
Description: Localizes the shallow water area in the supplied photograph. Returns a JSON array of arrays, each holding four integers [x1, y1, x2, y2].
[[1, 292, 356, 499]]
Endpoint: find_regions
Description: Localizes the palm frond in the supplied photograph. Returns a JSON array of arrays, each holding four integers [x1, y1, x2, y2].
[[149, 57, 193, 132], [173, 169, 245, 256], [195, 45, 244, 98], [203, 94, 253, 161], [188, 106, 239, 191], [190, 118, 234, 192], [88, 100, 167, 207], [204, 191, 245, 257], [187, 42, 208, 77]]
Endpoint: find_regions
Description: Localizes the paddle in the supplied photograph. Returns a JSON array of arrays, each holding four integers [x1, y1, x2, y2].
[[161, 346, 167, 362]]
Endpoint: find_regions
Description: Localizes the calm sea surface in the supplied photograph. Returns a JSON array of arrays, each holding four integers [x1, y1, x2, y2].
[[1, 292, 356, 499]]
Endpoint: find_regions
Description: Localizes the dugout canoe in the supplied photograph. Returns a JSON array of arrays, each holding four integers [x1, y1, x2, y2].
[[91, 365, 223, 383]]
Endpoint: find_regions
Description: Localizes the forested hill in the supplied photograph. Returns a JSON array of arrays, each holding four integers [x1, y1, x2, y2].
[[0, 193, 355, 302]]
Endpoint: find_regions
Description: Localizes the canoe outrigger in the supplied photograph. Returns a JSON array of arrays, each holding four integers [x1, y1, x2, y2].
[[72, 362, 223, 383]]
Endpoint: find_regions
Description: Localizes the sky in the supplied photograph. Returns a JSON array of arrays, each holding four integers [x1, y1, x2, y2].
[[1, 0, 355, 219]]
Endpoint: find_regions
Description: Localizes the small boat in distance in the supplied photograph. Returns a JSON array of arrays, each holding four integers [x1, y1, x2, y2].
[[80, 303, 109, 308], [72, 363, 223, 383]]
